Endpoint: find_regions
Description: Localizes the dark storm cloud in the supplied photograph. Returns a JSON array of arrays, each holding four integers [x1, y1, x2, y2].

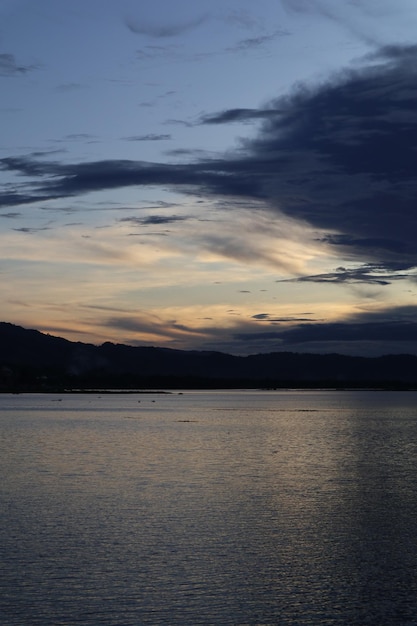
[[0, 155, 262, 202], [238, 320, 417, 345], [231, 304, 417, 355], [2, 45, 417, 270], [240, 44, 417, 270], [0, 191, 59, 208], [0, 157, 57, 177], [0, 53, 36, 76]]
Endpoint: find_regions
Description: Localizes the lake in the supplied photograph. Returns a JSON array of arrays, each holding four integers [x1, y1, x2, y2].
[[1, 389, 417, 625]]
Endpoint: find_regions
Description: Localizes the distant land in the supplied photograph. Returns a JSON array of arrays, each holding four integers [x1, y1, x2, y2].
[[1, 322, 417, 391]]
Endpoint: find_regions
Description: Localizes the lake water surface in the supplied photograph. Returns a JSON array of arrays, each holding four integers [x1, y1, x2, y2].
[[2, 390, 417, 625]]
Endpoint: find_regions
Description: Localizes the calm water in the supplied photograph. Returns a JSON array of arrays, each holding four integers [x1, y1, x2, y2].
[[1, 390, 417, 625]]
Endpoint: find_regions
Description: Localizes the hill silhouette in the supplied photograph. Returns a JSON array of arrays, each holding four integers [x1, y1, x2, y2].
[[1, 322, 417, 391]]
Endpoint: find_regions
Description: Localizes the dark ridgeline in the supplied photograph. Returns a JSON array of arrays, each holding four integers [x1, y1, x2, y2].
[[1, 321, 417, 391]]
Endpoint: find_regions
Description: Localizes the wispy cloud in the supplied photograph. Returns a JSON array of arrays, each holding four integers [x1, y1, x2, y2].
[[55, 83, 85, 93], [227, 29, 290, 53], [0, 53, 37, 77], [120, 214, 189, 226], [280, 0, 394, 46], [278, 265, 413, 286], [125, 14, 208, 38], [13, 226, 51, 234], [0, 212, 21, 219], [221, 8, 265, 31], [104, 312, 207, 343], [65, 133, 96, 141], [252, 312, 316, 322], [197, 108, 281, 125], [122, 134, 171, 142]]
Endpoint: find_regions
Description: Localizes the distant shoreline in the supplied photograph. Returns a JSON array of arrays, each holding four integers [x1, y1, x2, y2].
[[3, 383, 417, 394], [3, 322, 417, 392]]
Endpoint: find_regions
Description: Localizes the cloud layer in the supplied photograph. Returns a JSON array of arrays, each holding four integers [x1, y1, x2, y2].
[[2, 45, 417, 275]]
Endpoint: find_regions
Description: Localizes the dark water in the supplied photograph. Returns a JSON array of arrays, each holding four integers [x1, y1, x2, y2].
[[2, 390, 417, 625]]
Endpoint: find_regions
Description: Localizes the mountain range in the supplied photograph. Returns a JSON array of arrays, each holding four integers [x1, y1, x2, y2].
[[1, 322, 417, 391]]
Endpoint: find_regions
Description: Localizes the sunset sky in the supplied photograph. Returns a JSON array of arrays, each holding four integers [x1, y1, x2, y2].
[[2, 0, 417, 355]]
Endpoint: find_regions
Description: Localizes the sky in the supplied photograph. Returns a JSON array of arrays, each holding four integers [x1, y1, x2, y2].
[[2, 0, 417, 356]]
